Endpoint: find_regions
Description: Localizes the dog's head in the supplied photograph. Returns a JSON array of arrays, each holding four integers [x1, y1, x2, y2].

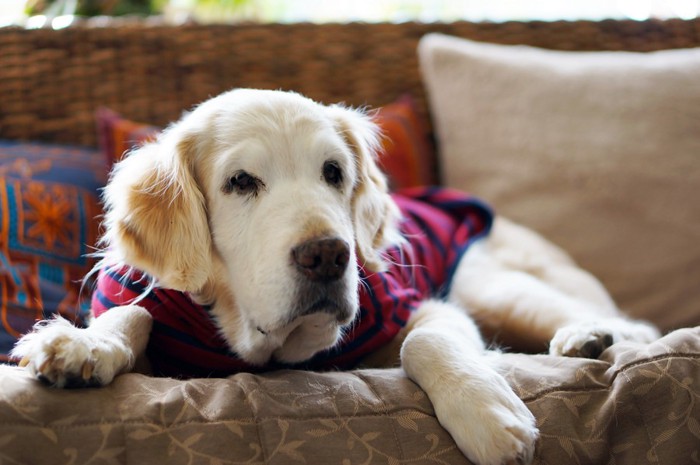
[[101, 89, 401, 365]]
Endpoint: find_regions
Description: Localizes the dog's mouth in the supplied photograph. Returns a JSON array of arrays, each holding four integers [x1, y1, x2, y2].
[[298, 298, 355, 323], [237, 267, 358, 365], [256, 297, 355, 336]]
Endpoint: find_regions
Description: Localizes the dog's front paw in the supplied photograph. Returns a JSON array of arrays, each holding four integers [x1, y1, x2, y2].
[[550, 319, 661, 359], [11, 317, 130, 388], [434, 375, 538, 465]]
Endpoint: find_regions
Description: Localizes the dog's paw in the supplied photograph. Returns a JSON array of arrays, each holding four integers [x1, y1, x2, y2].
[[549, 324, 613, 358], [11, 317, 130, 388], [549, 319, 661, 359], [435, 375, 538, 465]]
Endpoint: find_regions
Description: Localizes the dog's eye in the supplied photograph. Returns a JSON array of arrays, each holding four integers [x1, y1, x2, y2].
[[322, 160, 343, 188], [224, 171, 263, 196]]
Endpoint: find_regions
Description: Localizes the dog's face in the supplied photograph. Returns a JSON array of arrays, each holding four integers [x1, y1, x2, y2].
[[101, 89, 401, 366]]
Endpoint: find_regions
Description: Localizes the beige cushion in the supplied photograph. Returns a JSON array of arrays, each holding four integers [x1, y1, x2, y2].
[[0, 327, 698, 464], [418, 34, 700, 331]]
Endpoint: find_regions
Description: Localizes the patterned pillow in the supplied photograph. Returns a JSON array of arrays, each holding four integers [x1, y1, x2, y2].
[[96, 97, 437, 189], [0, 141, 107, 363]]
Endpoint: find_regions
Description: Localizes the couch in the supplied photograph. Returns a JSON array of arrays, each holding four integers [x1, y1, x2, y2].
[[0, 18, 699, 464]]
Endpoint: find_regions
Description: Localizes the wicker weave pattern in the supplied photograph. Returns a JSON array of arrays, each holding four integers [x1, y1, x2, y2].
[[1, 19, 699, 146]]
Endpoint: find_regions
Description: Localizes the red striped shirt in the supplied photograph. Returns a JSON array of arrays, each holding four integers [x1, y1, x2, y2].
[[92, 187, 492, 378]]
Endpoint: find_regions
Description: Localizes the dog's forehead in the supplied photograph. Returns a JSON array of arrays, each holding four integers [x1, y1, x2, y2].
[[215, 100, 348, 153], [215, 91, 331, 132], [202, 94, 354, 181]]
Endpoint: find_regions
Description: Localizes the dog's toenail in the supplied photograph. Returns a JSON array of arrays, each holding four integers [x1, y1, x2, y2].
[[38, 358, 51, 374], [82, 362, 94, 380]]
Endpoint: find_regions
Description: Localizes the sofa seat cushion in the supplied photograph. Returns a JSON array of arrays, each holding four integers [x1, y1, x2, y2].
[[419, 34, 700, 331], [0, 326, 697, 464]]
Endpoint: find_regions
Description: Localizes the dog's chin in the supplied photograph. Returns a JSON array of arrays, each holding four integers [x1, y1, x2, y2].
[[237, 300, 356, 367], [262, 278, 357, 364], [223, 275, 359, 367], [272, 312, 348, 364]]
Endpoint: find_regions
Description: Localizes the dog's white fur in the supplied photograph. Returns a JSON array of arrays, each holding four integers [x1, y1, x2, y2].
[[12, 89, 660, 465]]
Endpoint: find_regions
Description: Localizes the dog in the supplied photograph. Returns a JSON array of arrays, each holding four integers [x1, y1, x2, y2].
[[11, 89, 660, 465]]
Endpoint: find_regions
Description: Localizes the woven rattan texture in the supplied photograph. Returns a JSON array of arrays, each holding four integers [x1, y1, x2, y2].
[[1, 19, 699, 146]]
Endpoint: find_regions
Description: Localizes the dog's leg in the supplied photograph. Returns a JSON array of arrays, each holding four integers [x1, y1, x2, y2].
[[11, 305, 152, 388], [451, 217, 660, 357], [401, 300, 538, 465]]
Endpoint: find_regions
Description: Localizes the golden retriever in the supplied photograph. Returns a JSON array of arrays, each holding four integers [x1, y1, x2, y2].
[[12, 89, 660, 465]]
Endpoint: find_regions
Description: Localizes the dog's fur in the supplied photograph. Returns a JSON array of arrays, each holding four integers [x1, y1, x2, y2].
[[12, 89, 660, 465]]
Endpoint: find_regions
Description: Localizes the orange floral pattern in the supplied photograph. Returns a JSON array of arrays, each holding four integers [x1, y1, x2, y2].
[[23, 182, 79, 253]]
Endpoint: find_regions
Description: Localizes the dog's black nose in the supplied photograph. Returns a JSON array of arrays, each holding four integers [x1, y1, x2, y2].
[[292, 238, 350, 282]]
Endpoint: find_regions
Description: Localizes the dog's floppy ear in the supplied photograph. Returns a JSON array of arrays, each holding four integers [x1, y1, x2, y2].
[[101, 125, 212, 292], [328, 105, 402, 273]]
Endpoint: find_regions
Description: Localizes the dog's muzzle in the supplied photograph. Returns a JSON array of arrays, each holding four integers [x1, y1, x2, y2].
[[289, 236, 355, 325]]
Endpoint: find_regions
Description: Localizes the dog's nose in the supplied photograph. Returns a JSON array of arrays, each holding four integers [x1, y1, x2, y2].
[[292, 237, 350, 282]]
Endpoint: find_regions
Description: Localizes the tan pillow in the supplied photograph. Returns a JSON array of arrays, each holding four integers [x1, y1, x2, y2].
[[418, 34, 700, 331]]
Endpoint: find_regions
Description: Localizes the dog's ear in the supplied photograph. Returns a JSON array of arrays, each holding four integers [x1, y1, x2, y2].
[[328, 105, 402, 273], [101, 127, 212, 292]]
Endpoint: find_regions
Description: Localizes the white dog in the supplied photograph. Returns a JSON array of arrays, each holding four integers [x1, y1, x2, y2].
[[12, 89, 659, 465]]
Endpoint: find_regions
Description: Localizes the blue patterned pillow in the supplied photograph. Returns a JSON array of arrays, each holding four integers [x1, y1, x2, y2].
[[0, 140, 107, 363]]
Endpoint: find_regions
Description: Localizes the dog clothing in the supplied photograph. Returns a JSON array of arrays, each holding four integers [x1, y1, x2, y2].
[[92, 186, 492, 378]]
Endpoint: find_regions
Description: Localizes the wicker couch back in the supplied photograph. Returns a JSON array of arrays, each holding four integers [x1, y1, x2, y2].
[[1, 18, 699, 146]]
